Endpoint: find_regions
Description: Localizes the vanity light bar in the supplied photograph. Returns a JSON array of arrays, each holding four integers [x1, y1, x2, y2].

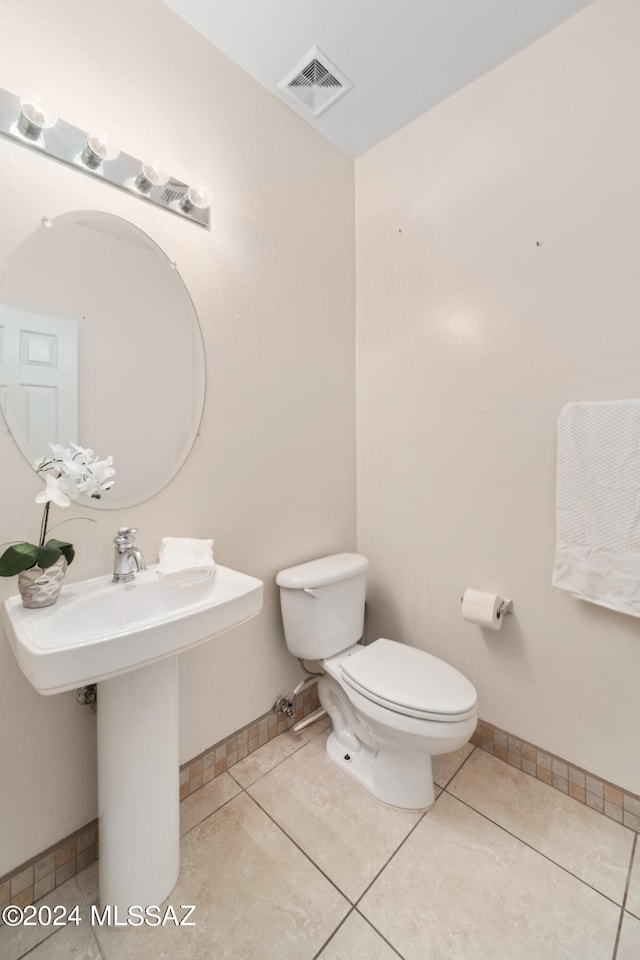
[[0, 87, 211, 229]]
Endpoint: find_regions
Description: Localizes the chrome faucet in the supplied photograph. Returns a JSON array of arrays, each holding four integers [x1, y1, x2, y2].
[[112, 527, 147, 583]]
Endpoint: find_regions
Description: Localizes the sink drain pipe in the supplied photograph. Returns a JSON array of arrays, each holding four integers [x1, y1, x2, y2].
[[76, 684, 97, 711]]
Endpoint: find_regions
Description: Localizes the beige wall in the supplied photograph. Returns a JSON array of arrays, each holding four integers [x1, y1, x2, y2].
[[356, 0, 640, 795], [0, 0, 355, 874]]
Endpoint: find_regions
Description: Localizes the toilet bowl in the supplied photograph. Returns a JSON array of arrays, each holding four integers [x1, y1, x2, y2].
[[319, 639, 477, 807], [276, 553, 478, 809]]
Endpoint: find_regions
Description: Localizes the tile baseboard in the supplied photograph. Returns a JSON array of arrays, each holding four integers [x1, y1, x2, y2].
[[471, 719, 640, 831], [179, 681, 321, 800], [0, 820, 98, 918]]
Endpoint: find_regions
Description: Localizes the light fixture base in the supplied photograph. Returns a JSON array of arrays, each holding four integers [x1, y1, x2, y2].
[[0, 87, 210, 229]]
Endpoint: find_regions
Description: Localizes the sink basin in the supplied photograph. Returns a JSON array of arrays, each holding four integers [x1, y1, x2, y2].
[[2, 563, 263, 695]]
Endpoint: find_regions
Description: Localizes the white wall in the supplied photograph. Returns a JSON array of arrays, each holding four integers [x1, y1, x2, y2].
[[0, 0, 355, 874], [356, 0, 640, 795]]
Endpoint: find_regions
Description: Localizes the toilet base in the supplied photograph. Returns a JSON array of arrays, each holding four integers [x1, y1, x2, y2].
[[325, 730, 435, 809]]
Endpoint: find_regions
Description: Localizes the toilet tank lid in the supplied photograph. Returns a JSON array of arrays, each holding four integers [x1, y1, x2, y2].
[[276, 553, 369, 589]]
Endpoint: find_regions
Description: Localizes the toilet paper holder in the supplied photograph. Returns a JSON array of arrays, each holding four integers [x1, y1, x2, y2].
[[497, 598, 513, 618], [459, 595, 514, 618]]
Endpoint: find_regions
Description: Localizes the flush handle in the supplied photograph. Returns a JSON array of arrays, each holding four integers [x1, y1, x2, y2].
[[303, 587, 320, 598]]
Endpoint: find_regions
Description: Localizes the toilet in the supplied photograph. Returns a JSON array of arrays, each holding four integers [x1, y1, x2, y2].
[[276, 553, 478, 809]]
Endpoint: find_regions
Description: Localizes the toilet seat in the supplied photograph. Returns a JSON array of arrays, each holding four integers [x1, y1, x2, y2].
[[340, 638, 477, 722]]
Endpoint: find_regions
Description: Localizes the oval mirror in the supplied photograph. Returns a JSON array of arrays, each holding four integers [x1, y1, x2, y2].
[[0, 211, 205, 508]]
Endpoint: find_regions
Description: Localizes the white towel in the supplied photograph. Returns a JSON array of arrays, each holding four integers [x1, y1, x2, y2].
[[552, 400, 640, 617], [158, 537, 216, 586]]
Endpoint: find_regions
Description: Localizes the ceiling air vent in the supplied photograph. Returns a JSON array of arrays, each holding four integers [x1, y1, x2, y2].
[[279, 47, 352, 117]]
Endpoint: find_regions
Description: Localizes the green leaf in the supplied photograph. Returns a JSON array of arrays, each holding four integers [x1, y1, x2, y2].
[[0, 538, 75, 576], [0, 543, 40, 576], [44, 539, 75, 567], [35, 544, 62, 569]]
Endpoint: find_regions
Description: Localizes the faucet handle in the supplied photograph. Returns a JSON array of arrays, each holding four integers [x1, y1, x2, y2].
[[114, 526, 138, 544]]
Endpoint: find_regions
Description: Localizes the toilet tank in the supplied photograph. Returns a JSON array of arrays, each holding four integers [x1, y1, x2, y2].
[[276, 554, 369, 661]]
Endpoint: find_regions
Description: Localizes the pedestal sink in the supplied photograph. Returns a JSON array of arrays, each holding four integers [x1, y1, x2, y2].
[[2, 564, 263, 912]]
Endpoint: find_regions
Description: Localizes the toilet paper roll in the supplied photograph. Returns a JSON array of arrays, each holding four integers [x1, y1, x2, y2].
[[462, 588, 504, 630]]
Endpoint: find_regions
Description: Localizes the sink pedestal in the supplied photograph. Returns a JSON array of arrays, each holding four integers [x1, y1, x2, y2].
[[2, 563, 264, 912], [97, 656, 180, 910]]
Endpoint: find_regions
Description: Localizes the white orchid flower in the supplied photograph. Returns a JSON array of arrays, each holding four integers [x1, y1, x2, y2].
[[91, 458, 116, 481], [59, 457, 85, 477], [58, 452, 116, 499], [76, 475, 113, 498], [34, 474, 72, 509], [69, 442, 95, 462], [36, 439, 116, 507], [48, 442, 72, 461]]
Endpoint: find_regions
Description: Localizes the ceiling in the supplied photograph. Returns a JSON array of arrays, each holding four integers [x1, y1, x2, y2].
[[162, 0, 594, 158]]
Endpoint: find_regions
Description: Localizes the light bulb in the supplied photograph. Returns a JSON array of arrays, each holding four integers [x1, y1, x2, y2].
[[17, 92, 57, 139], [134, 158, 169, 193], [180, 184, 212, 213], [81, 130, 120, 169]]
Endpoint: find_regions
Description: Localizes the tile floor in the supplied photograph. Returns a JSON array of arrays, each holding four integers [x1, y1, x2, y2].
[[3, 720, 640, 960]]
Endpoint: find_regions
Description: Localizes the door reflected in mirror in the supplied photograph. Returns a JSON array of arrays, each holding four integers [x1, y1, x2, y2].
[[0, 212, 205, 508]]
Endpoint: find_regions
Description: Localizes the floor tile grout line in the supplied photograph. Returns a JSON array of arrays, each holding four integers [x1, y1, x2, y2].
[[345, 744, 480, 918], [241, 787, 355, 905], [182, 777, 411, 959], [241, 765, 461, 920], [15, 928, 58, 960], [444, 788, 630, 909], [352, 789, 447, 909], [180, 774, 349, 905], [353, 906, 407, 959], [73, 872, 107, 960], [186, 737, 467, 936], [180, 787, 244, 840], [438, 745, 478, 791], [225, 722, 330, 792], [305, 894, 407, 959], [13, 875, 107, 960], [179, 725, 330, 836], [622, 830, 637, 911], [90, 921, 108, 960], [309, 906, 356, 960], [320, 749, 480, 912], [93, 926, 108, 960], [612, 831, 637, 960]]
